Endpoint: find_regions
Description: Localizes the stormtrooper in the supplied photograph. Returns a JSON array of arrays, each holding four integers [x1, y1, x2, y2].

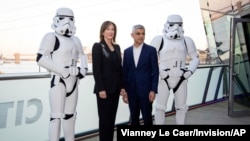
[[36, 7, 88, 141], [150, 14, 200, 124]]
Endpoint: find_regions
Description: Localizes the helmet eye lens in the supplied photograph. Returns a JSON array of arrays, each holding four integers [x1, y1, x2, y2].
[[168, 22, 182, 27], [59, 17, 64, 20], [57, 16, 74, 21]]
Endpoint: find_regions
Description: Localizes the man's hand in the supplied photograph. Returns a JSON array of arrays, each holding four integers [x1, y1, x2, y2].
[[149, 91, 156, 102]]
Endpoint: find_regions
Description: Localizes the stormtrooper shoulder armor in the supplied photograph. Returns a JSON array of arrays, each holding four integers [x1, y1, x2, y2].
[[150, 35, 164, 53]]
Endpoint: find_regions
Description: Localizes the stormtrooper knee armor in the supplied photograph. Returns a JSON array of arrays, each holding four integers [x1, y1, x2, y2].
[[155, 104, 167, 125], [175, 105, 189, 124]]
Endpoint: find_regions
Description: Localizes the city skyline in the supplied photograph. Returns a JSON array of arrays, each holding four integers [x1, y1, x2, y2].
[[0, 0, 207, 57]]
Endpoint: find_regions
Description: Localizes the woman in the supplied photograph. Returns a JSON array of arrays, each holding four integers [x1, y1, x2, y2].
[[92, 20, 125, 141]]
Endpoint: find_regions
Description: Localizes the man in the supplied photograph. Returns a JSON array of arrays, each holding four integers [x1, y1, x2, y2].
[[36, 7, 88, 141], [122, 24, 159, 125], [151, 14, 200, 124]]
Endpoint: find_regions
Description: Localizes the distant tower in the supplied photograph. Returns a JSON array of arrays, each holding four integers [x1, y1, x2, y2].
[[0, 51, 3, 65], [14, 53, 20, 64]]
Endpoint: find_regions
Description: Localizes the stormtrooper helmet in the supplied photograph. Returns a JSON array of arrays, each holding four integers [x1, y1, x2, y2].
[[51, 7, 76, 36], [163, 14, 184, 40]]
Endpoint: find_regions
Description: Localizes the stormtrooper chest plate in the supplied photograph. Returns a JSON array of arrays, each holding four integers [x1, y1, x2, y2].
[[159, 39, 187, 61], [52, 36, 79, 66]]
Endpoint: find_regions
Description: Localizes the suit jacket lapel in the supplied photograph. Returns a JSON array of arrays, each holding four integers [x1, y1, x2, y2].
[[128, 47, 136, 69], [136, 44, 145, 69]]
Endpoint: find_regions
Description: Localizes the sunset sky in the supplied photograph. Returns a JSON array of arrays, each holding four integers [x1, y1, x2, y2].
[[0, 0, 207, 57]]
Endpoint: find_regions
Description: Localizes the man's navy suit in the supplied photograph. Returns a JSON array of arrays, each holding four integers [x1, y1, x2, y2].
[[123, 43, 159, 125]]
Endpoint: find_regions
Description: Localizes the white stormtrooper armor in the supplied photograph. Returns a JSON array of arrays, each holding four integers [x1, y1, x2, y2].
[[151, 14, 200, 125], [36, 7, 88, 141], [51, 7, 76, 36]]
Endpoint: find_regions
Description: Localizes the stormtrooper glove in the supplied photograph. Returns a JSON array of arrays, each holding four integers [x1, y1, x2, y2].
[[160, 69, 170, 80], [183, 70, 193, 79]]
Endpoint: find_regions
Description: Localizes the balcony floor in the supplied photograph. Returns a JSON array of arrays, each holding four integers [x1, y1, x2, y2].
[[76, 99, 250, 141]]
